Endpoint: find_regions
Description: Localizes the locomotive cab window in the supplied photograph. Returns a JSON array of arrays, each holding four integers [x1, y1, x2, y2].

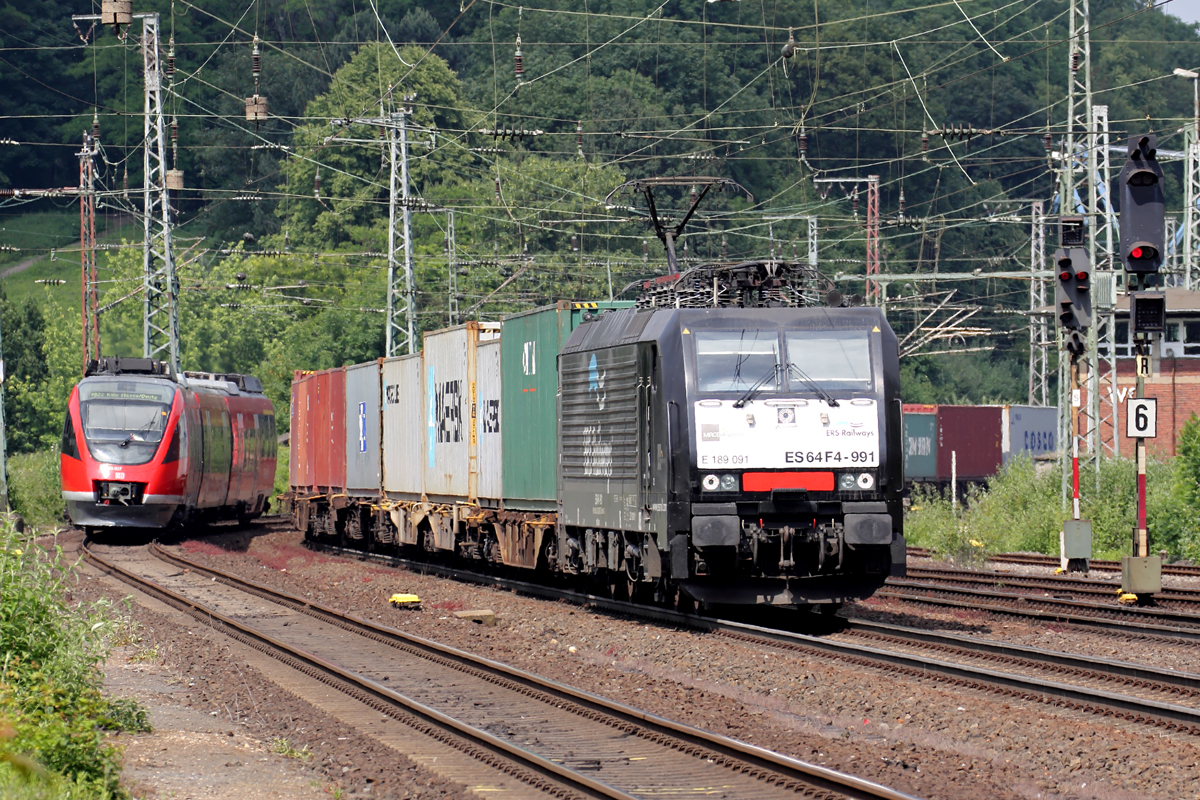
[[78, 381, 177, 466], [784, 331, 873, 391], [693, 330, 780, 393]]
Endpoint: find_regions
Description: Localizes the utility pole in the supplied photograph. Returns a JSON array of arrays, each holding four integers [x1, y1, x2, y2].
[[385, 96, 416, 356], [71, 11, 178, 373], [79, 129, 101, 373], [1059, 0, 1093, 507], [0, 310, 8, 512], [138, 13, 180, 373], [447, 209, 459, 326], [1175, 68, 1199, 288], [1089, 105, 1118, 464], [1029, 200, 1050, 406]]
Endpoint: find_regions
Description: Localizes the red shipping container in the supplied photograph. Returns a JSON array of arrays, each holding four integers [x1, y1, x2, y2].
[[936, 405, 1003, 481], [312, 367, 347, 491], [291, 372, 315, 491]]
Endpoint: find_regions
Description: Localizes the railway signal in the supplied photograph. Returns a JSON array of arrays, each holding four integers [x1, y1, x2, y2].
[[1118, 134, 1165, 274], [1118, 134, 1167, 602], [1055, 247, 1091, 330]]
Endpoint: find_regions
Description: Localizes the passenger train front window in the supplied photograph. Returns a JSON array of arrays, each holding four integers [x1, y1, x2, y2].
[[784, 331, 873, 390], [79, 381, 177, 465], [693, 331, 780, 393]]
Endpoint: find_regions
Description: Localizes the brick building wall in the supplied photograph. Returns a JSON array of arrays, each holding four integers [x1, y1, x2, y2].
[[1086, 358, 1200, 459]]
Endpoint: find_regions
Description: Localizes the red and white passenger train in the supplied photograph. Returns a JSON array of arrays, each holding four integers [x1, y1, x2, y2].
[[60, 357, 277, 532]]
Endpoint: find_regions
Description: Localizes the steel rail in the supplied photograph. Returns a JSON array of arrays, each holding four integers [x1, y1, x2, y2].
[[906, 547, 1200, 577], [842, 619, 1200, 692], [902, 566, 1200, 604], [83, 540, 640, 800], [288, 539, 1200, 733], [144, 541, 919, 800]]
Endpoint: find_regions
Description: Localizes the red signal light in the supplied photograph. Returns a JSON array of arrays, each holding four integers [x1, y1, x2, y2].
[[1059, 271, 1071, 281], [1131, 246, 1144, 259], [1076, 271, 1089, 281]]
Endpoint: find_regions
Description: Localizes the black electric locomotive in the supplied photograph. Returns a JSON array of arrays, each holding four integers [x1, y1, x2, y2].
[[555, 305, 904, 607]]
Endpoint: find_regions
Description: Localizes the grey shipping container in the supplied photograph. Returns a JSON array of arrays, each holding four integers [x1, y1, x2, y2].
[[344, 360, 382, 496], [477, 339, 503, 503], [1003, 405, 1058, 463], [901, 404, 938, 480], [500, 301, 634, 510], [382, 354, 424, 499], [423, 322, 500, 502]]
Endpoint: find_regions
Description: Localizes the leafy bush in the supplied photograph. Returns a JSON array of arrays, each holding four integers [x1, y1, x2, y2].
[[7, 451, 64, 529], [0, 521, 148, 797], [905, 454, 1200, 561]]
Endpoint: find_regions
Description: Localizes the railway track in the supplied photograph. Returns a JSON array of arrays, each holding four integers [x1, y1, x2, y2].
[[83, 538, 916, 800], [293, 538, 1200, 735], [902, 565, 1200, 609], [906, 547, 1200, 577]]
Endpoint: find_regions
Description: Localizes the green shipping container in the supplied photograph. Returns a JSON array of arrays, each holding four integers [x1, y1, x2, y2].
[[501, 300, 634, 510], [902, 404, 938, 481]]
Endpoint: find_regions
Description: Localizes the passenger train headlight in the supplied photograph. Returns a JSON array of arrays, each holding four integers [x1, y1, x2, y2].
[[719, 474, 739, 492], [838, 473, 857, 491], [856, 472, 876, 490], [702, 474, 721, 491]]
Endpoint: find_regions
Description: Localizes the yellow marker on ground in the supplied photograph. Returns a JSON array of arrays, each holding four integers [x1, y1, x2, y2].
[[389, 593, 421, 608]]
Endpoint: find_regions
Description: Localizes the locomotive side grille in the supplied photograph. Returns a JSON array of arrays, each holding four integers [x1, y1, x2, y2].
[[560, 347, 639, 480]]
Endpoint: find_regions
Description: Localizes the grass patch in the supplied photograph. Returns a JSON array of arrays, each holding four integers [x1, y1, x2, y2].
[[269, 737, 311, 760], [0, 519, 149, 798], [274, 445, 290, 503], [905, 455, 1200, 561], [7, 451, 64, 530]]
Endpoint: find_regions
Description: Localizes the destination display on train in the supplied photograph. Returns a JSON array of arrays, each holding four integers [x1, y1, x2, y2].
[[693, 398, 879, 469]]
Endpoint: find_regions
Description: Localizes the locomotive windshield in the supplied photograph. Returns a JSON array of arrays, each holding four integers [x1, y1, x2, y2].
[[693, 329, 873, 394], [694, 330, 780, 393], [784, 331, 873, 390], [78, 380, 177, 465]]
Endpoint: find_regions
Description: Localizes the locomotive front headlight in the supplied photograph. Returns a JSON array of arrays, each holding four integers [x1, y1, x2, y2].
[[838, 473, 857, 491], [702, 474, 721, 491], [856, 472, 876, 490], [719, 473, 739, 492]]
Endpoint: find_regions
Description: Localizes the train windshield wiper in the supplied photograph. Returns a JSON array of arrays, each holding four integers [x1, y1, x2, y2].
[[732, 364, 780, 408], [785, 361, 839, 407]]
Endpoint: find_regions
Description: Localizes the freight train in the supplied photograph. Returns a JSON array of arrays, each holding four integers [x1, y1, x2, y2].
[[61, 356, 277, 533], [288, 301, 907, 610]]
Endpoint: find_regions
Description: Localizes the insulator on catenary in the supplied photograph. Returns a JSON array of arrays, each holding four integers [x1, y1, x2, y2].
[[170, 117, 178, 145], [252, 36, 262, 80], [314, 168, 321, 200], [494, 177, 501, 201], [576, 121, 583, 155], [122, 167, 129, 198], [721, 235, 728, 259], [571, 234, 578, 252], [1070, 50, 1079, 73], [1044, 133, 1053, 152], [898, 191, 905, 218], [921, 133, 928, 153], [798, 130, 808, 154], [782, 28, 796, 59], [92, 112, 100, 142], [167, 37, 176, 79], [514, 35, 523, 79]]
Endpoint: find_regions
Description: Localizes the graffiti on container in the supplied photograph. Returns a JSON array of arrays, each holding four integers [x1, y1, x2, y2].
[[588, 353, 607, 411], [907, 436, 931, 456], [385, 383, 401, 404], [435, 380, 463, 444], [482, 399, 500, 433], [581, 423, 613, 476]]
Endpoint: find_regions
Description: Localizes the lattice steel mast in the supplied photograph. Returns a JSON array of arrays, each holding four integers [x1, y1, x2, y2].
[[79, 129, 101, 372], [385, 96, 416, 356], [139, 13, 180, 373], [1029, 201, 1049, 406]]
